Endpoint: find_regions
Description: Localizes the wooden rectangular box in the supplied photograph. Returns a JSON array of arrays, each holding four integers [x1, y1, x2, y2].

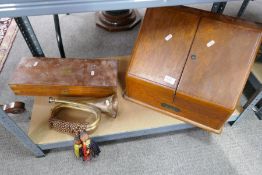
[[126, 6, 262, 133], [9, 57, 117, 97]]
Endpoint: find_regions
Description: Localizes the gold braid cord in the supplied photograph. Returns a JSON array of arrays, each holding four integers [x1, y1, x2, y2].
[[49, 118, 93, 136], [48, 95, 117, 136], [48, 101, 101, 136]]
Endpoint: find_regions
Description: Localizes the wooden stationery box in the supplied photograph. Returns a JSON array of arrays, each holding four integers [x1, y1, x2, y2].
[[9, 57, 117, 97], [126, 6, 262, 133]]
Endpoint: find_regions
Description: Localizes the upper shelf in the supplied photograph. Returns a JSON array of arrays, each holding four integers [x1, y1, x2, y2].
[[0, 0, 240, 18]]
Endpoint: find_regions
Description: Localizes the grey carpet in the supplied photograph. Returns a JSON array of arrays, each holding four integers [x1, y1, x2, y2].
[[0, 1, 262, 175]]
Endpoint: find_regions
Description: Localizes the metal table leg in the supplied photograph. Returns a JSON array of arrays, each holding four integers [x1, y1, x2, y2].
[[237, 0, 251, 17], [211, 2, 227, 14], [255, 103, 262, 120], [53, 14, 66, 58], [14, 17, 45, 57], [7, 16, 47, 157], [248, 73, 262, 120], [229, 88, 262, 126], [0, 109, 45, 157]]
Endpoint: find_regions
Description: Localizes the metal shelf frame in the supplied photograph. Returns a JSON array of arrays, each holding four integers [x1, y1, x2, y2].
[[0, 0, 261, 157], [0, 0, 239, 18]]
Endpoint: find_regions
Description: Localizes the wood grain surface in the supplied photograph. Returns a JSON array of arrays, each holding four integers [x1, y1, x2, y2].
[[126, 6, 262, 133], [178, 17, 262, 110], [9, 57, 117, 97], [128, 8, 200, 89]]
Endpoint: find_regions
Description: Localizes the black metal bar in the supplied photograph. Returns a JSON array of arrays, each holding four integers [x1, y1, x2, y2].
[[53, 14, 66, 58], [257, 45, 262, 62], [211, 2, 227, 14], [229, 87, 262, 126], [237, 0, 251, 17], [248, 72, 261, 90], [14, 17, 45, 57], [255, 103, 262, 120]]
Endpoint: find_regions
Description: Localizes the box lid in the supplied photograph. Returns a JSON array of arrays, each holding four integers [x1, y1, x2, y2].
[[9, 57, 117, 87]]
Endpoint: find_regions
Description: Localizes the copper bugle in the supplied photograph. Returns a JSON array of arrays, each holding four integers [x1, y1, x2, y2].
[[49, 95, 118, 118]]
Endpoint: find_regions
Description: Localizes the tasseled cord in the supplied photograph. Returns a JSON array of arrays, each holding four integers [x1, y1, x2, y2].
[[89, 140, 101, 158], [74, 131, 101, 161]]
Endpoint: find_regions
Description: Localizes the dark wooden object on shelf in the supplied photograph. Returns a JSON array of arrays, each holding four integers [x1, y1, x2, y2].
[[1, 101, 25, 114], [126, 6, 262, 133], [9, 57, 117, 97], [96, 9, 141, 32]]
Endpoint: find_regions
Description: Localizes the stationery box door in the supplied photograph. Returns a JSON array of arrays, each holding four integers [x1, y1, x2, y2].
[[126, 8, 200, 108], [174, 17, 262, 132]]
